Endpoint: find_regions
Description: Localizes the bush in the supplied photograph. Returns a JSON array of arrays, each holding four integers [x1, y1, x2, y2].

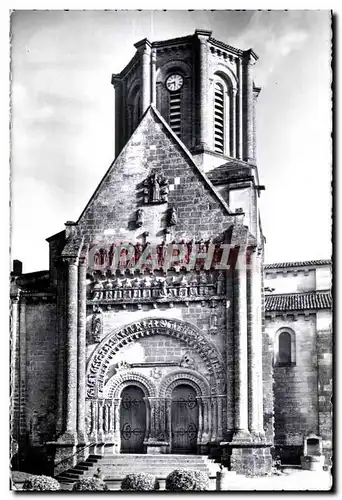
[[192, 470, 210, 491], [121, 472, 159, 491], [165, 468, 209, 491], [72, 477, 109, 491], [23, 475, 60, 491]]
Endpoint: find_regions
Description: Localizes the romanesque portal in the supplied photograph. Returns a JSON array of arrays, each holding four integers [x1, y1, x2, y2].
[[85, 318, 226, 456]]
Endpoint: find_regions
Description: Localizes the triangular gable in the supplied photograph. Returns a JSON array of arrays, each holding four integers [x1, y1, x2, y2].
[[77, 105, 233, 224], [76, 105, 236, 242]]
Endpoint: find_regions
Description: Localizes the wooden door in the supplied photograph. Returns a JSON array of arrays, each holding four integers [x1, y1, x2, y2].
[[171, 385, 199, 454], [120, 386, 146, 454]]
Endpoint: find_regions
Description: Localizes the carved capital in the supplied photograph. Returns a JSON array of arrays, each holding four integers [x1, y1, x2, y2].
[[62, 256, 79, 266]]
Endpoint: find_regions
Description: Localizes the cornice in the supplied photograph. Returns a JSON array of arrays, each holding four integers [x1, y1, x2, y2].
[[209, 37, 244, 58], [151, 34, 193, 49]]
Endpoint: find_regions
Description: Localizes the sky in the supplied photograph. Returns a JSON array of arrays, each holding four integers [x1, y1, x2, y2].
[[10, 10, 332, 273]]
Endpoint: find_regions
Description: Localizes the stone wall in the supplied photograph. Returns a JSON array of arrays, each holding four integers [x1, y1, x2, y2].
[[24, 301, 58, 446], [264, 268, 316, 294], [266, 314, 320, 463], [316, 311, 333, 466]]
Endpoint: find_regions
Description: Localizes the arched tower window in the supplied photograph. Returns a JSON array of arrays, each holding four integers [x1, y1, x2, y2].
[[214, 82, 225, 154], [133, 94, 141, 131], [126, 84, 141, 137], [274, 328, 296, 367]]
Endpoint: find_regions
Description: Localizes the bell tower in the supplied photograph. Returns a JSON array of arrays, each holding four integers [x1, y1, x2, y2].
[[112, 29, 260, 172]]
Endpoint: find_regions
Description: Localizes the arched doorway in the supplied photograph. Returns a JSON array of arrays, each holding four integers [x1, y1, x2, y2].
[[171, 384, 199, 454], [120, 385, 146, 453]]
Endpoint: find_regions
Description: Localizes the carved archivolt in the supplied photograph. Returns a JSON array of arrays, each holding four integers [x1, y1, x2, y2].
[[159, 369, 211, 399], [86, 318, 225, 398], [104, 371, 157, 399]]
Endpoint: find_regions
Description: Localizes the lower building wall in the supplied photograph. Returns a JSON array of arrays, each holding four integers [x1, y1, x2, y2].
[[266, 312, 332, 466], [17, 301, 58, 470], [316, 311, 333, 466]]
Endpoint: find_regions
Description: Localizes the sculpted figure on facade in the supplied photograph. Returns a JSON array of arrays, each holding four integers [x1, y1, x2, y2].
[[136, 208, 144, 228], [189, 275, 198, 296], [91, 307, 103, 343], [180, 352, 197, 370], [216, 272, 225, 295], [93, 280, 104, 300], [168, 207, 177, 227], [159, 279, 168, 298], [104, 279, 113, 299], [143, 173, 169, 204]]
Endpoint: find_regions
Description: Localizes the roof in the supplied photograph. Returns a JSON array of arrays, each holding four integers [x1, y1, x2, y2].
[[46, 230, 65, 243], [264, 260, 331, 270], [265, 291, 332, 312], [207, 160, 254, 185], [15, 271, 52, 292]]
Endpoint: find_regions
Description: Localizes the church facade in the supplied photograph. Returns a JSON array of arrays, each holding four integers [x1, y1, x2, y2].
[[10, 30, 332, 477]]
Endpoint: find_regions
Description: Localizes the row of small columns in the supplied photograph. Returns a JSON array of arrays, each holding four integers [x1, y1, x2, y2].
[[86, 395, 226, 450], [233, 246, 264, 440]]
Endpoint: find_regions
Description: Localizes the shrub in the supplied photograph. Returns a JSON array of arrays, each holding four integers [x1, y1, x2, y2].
[[192, 470, 210, 491], [166, 468, 209, 491], [121, 472, 159, 491], [22, 475, 60, 491], [72, 477, 109, 491]]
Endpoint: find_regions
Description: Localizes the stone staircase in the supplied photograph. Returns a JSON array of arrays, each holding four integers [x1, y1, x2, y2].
[[57, 454, 221, 490]]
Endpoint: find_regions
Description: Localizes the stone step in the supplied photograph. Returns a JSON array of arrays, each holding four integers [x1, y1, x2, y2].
[[100, 458, 205, 461], [57, 454, 221, 484], [89, 460, 211, 465], [82, 465, 210, 477]]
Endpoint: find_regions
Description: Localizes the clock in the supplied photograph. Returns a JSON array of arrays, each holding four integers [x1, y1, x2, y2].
[[166, 74, 184, 92]]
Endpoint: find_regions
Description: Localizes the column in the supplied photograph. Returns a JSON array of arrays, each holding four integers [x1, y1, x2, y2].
[[230, 88, 237, 158], [216, 396, 224, 442], [247, 248, 263, 434], [253, 92, 258, 162], [201, 397, 210, 442], [198, 34, 209, 149], [233, 248, 249, 438], [113, 398, 121, 453], [141, 41, 152, 113], [64, 257, 78, 438], [113, 79, 122, 158], [77, 257, 87, 442], [151, 48, 157, 105], [243, 53, 255, 162], [236, 58, 243, 160], [55, 260, 65, 435]]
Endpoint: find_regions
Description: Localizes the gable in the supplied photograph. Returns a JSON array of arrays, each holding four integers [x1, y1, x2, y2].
[[77, 106, 235, 245]]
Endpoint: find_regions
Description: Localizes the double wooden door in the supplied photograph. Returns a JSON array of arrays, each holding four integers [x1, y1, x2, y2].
[[171, 385, 199, 454]]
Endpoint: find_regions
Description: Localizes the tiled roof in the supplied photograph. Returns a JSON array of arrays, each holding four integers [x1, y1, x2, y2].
[[265, 291, 332, 312], [207, 161, 253, 184], [264, 260, 331, 269]]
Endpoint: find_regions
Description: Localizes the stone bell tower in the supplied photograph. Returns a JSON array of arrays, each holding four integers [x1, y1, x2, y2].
[[112, 29, 260, 172]]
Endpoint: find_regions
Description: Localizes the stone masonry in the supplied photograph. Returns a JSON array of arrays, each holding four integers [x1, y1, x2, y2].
[[10, 30, 332, 479]]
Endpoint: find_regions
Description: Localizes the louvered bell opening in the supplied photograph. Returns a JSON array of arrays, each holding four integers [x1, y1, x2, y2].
[[169, 91, 181, 137], [214, 84, 224, 153]]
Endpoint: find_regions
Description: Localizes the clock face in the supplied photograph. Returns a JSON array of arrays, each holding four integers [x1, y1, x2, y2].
[[166, 74, 184, 92]]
